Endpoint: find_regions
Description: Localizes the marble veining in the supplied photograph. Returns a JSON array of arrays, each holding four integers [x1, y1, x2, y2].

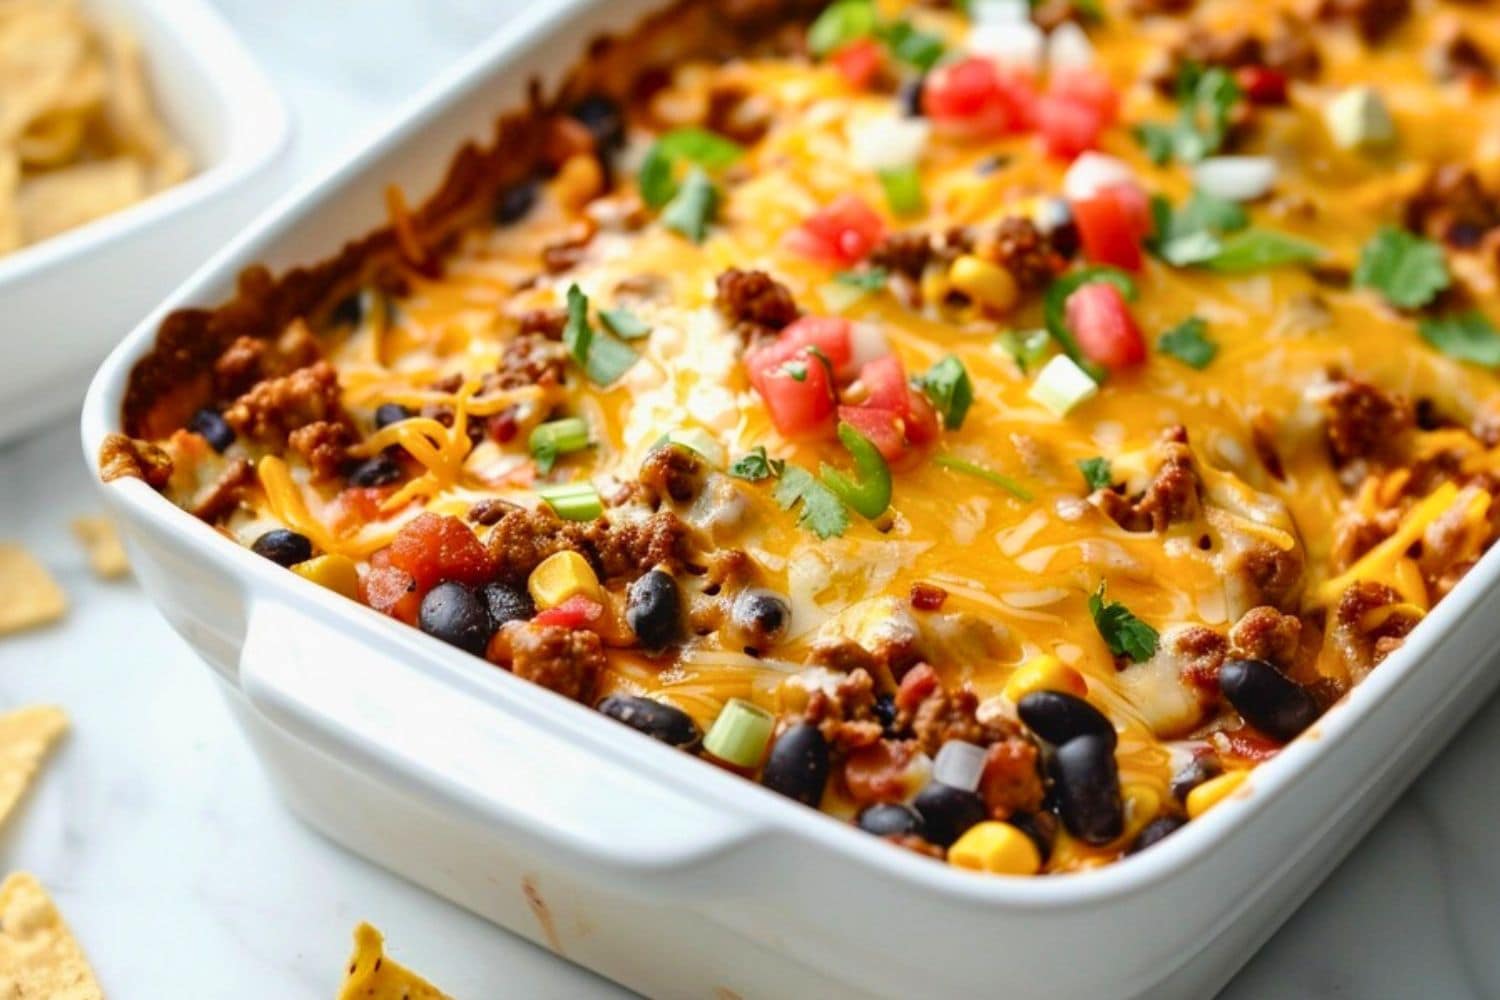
[[0, 1, 1496, 995]]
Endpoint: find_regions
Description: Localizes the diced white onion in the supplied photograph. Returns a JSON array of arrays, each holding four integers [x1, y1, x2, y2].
[[1191, 155, 1278, 202], [932, 740, 988, 793], [847, 115, 931, 173], [1324, 86, 1395, 151], [1047, 21, 1094, 72], [1029, 355, 1099, 416], [1062, 152, 1135, 201], [971, 0, 1030, 24], [1031, 196, 1073, 236], [847, 322, 891, 371], [968, 21, 1045, 73]]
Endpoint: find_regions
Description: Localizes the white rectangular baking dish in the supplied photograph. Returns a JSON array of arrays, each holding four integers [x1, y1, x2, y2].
[[80, 2, 1500, 996], [0, 0, 289, 444]]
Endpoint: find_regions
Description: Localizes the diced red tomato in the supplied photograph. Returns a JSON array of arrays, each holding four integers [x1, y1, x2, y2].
[[837, 405, 906, 462], [533, 594, 604, 629], [830, 37, 884, 90], [328, 486, 396, 535], [895, 662, 939, 713], [1035, 96, 1106, 160], [746, 339, 837, 437], [780, 316, 854, 375], [923, 57, 1037, 138], [360, 565, 420, 626], [784, 195, 886, 267], [1070, 181, 1152, 271], [1235, 65, 1288, 106], [843, 740, 919, 805], [1214, 727, 1283, 762], [387, 512, 495, 591], [855, 354, 908, 411], [900, 389, 940, 446], [1047, 67, 1119, 126], [1064, 281, 1146, 370]]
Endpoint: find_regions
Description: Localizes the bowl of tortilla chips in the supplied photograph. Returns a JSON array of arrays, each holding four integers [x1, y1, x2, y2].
[[0, 0, 289, 443]]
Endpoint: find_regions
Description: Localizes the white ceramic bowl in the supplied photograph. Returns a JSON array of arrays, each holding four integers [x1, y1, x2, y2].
[[0, 0, 289, 444], [80, 2, 1500, 997]]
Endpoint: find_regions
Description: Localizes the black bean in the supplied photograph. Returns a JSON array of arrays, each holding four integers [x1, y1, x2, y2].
[[626, 569, 682, 650], [347, 454, 402, 487], [330, 292, 363, 328], [570, 94, 626, 150], [418, 582, 493, 656], [1008, 811, 1058, 863], [1017, 691, 1117, 749], [187, 409, 235, 453], [373, 402, 412, 429], [1170, 755, 1222, 804], [872, 692, 899, 736], [856, 802, 925, 838], [481, 582, 534, 628], [1128, 815, 1185, 855], [912, 782, 986, 847], [899, 76, 926, 118], [1219, 658, 1320, 743], [762, 723, 830, 807], [730, 589, 790, 648], [251, 529, 312, 567], [494, 178, 539, 226], [1051, 734, 1124, 845], [597, 695, 700, 750]]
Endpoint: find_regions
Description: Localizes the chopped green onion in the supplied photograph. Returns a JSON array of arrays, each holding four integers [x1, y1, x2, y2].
[[916, 355, 974, 430], [528, 417, 590, 474], [1028, 354, 1099, 417], [997, 329, 1051, 374], [600, 307, 652, 340], [835, 267, 889, 290], [661, 166, 719, 243], [664, 428, 726, 469], [807, 0, 878, 56], [819, 421, 892, 519], [537, 482, 603, 522], [933, 453, 1033, 501], [703, 698, 775, 767], [878, 166, 925, 218]]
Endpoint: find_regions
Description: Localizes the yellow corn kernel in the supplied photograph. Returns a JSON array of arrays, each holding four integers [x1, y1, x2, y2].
[[948, 821, 1042, 876], [1121, 782, 1163, 840], [919, 265, 950, 308], [1186, 769, 1249, 819], [948, 255, 1019, 314], [1004, 655, 1088, 702], [291, 554, 359, 600], [528, 550, 601, 609]]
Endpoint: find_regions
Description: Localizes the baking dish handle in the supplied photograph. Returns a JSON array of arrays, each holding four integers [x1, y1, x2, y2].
[[237, 598, 760, 893]]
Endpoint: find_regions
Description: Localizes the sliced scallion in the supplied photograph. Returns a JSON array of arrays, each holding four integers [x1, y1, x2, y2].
[[528, 417, 590, 474], [878, 166, 925, 218], [538, 482, 603, 522], [703, 698, 776, 767]]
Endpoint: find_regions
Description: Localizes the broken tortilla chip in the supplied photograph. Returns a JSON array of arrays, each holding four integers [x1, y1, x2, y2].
[[0, 545, 66, 636], [338, 923, 452, 1000], [69, 517, 129, 580], [0, 707, 67, 828], [0, 872, 103, 1000]]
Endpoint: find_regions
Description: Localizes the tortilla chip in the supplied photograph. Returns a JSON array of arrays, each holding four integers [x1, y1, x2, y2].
[[70, 517, 128, 580], [16, 157, 144, 242], [0, 546, 66, 636], [0, 872, 103, 1000], [0, 707, 67, 828], [337, 923, 452, 1000]]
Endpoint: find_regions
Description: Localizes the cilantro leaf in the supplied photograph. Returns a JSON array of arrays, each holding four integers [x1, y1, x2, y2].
[[1088, 583, 1159, 662], [1418, 311, 1500, 368], [1200, 230, 1322, 272], [1077, 456, 1113, 491], [637, 128, 743, 208], [998, 328, 1051, 374], [917, 355, 974, 430], [599, 307, 651, 340], [1150, 190, 1249, 266], [730, 446, 786, 481], [1157, 316, 1218, 369], [661, 167, 719, 243], [562, 284, 639, 385], [878, 20, 946, 71], [1355, 226, 1450, 309], [835, 267, 889, 290], [1132, 64, 1241, 166], [772, 465, 850, 539]]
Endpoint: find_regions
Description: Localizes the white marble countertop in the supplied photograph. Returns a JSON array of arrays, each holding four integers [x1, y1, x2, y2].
[[2, 1, 1498, 996]]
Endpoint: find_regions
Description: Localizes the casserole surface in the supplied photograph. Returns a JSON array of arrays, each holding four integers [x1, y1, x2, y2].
[[97, 0, 1500, 878]]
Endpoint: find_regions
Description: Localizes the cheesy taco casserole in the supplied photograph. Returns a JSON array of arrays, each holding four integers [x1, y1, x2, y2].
[[101, 0, 1500, 875]]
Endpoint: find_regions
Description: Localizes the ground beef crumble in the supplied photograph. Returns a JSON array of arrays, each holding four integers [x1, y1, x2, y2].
[[287, 420, 354, 481], [223, 361, 344, 446], [714, 268, 799, 343], [1094, 427, 1202, 532], [498, 620, 606, 702]]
